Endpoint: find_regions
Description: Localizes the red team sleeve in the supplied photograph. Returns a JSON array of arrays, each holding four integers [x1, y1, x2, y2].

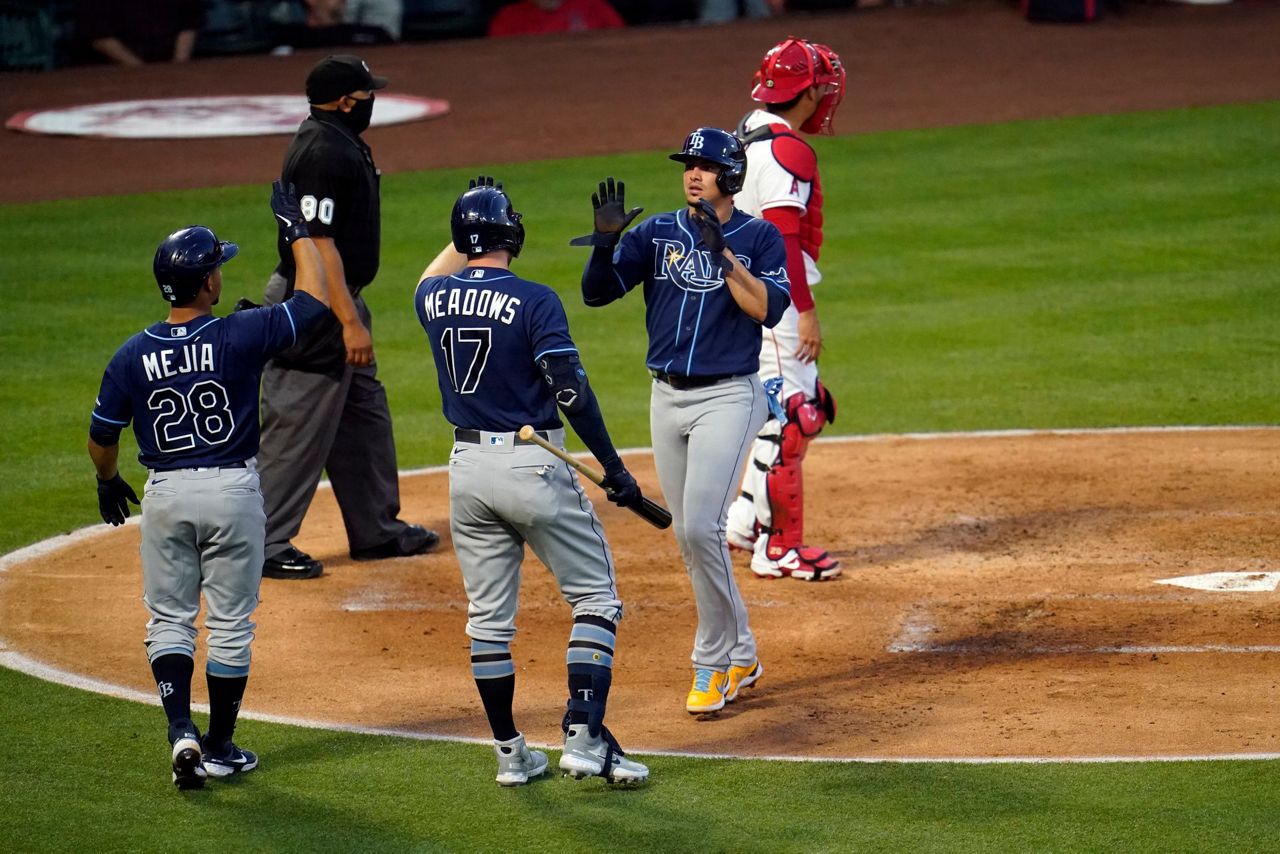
[[761, 207, 814, 313]]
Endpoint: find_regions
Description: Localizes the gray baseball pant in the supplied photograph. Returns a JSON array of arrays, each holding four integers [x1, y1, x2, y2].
[[650, 375, 767, 670], [140, 463, 264, 670]]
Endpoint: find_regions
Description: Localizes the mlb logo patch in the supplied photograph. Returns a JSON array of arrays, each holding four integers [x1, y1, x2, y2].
[[488, 435, 506, 446], [171, 327, 186, 337]]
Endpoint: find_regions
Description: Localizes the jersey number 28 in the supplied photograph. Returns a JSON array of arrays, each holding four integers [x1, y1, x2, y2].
[[147, 381, 235, 452]]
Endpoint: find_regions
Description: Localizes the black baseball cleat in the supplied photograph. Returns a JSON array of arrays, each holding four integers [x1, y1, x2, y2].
[[170, 725, 207, 790], [262, 546, 323, 580], [349, 524, 440, 561], [201, 736, 258, 778]]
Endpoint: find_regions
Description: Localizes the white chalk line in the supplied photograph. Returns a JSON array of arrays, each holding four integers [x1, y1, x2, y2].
[[5, 424, 1280, 766], [3, 647, 1276, 765]]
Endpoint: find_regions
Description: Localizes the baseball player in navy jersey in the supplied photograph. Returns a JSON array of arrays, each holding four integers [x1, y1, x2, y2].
[[88, 183, 330, 789], [574, 128, 792, 715], [725, 37, 846, 582], [415, 180, 648, 786]]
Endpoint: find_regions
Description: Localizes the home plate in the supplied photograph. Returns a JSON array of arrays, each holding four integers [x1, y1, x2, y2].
[[1155, 571, 1280, 592]]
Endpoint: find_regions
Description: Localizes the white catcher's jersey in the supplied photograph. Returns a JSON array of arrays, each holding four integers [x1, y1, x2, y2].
[[735, 110, 821, 286]]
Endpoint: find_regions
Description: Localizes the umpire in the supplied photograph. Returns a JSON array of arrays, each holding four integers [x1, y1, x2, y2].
[[258, 54, 438, 580]]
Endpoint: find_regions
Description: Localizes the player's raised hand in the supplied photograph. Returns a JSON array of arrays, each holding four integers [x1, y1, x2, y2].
[[569, 177, 643, 247], [690, 199, 733, 272], [96, 473, 139, 526], [270, 180, 310, 245], [468, 175, 503, 190]]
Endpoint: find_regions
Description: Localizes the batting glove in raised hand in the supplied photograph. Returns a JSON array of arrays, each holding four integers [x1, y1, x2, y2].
[[601, 464, 642, 509], [96, 474, 139, 527], [468, 175, 503, 190], [690, 199, 733, 272], [569, 177, 643, 247], [271, 180, 310, 245]]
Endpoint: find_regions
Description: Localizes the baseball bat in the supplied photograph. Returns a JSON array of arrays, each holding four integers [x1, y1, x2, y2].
[[518, 425, 672, 529]]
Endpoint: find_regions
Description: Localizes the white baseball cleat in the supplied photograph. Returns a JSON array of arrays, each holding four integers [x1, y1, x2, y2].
[[560, 724, 649, 785], [751, 539, 842, 581], [494, 733, 549, 787]]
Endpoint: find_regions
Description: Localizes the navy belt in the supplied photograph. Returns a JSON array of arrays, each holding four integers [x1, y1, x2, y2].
[[650, 370, 734, 390], [454, 428, 550, 445], [154, 461, 247, 473]]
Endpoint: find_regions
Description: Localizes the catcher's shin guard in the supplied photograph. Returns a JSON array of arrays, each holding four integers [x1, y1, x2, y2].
[[761, 391, 828, 557], [752, 385, 841, 580]]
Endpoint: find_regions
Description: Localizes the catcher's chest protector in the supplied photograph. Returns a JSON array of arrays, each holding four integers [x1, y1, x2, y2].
[[1022, 0, 1102, 22]]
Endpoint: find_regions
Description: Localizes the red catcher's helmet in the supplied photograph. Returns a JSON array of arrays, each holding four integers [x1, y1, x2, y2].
[[750, 37, 846, 135]]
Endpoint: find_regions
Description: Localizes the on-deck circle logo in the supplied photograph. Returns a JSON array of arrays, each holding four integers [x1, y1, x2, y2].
[[5, 94, 449, 139]]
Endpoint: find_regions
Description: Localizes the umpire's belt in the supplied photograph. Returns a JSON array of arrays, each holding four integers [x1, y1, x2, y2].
[[650, 370, 735, 390], [454, 428, 553, 446]]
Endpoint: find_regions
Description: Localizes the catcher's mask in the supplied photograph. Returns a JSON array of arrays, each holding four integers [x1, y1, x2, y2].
[[451, 186, 525, 258], [751, 37, 846, 135], [669, 127, 747, 196], [153, 226, 238, 305]]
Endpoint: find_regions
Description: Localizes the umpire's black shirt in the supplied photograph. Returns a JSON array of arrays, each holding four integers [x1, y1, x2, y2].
[[275, 108, 381, 292]]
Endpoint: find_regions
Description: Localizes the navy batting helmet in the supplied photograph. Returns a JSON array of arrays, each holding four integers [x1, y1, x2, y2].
[[669, 127, 747, 196], [451, 186, 525, 258], [153, 226, 239, 305]]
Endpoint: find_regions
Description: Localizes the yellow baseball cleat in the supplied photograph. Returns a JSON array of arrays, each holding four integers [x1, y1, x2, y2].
[[725, 660, 763, 702], [686, 668, 730, 714]]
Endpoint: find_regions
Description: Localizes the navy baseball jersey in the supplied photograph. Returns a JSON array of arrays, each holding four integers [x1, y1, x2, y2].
[[91, 293, 327, 471], [415, 267, 575, 431], [585, 207, 791, 378]]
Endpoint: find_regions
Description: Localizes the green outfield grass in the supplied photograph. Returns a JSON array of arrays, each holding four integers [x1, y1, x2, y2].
[[0, 101, 1277, 851]]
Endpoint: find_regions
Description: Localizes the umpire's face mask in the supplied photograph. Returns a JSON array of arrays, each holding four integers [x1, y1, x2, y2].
[[339, 93, 375, 135]]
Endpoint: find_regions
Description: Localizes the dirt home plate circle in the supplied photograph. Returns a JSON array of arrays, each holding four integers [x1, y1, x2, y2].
[[1, 428, 1278, 762], [4, 94, 449, 139]]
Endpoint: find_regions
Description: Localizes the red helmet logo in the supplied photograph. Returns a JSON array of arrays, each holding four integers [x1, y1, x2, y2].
[[750, 37, 846, 135]]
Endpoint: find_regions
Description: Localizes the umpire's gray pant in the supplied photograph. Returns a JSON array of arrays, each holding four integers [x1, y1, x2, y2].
[[259, 272, 408, 558]]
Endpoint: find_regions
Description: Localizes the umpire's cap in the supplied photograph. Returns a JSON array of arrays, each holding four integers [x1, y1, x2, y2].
[[669, 127, 747, 196], [451, 186, 525, 259], [153, 226, 238, 305], [306, 55, 389, 104]]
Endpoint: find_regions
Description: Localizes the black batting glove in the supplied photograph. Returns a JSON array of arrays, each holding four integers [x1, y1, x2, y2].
[[468, 175, 503, 190], [601, 464, 642, 509], [569, 177, 644, 247], [96, 474, 139, 527], [690, 199, 733, 272], [270, 180, 310, 245]]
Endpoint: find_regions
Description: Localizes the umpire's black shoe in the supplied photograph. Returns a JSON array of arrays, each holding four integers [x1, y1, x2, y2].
[[350, 524, 440, 561], [263, 546, 324, 580]]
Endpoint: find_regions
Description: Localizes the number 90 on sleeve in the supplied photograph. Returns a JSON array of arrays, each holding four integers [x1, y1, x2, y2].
[[300, 195, 335, 225]]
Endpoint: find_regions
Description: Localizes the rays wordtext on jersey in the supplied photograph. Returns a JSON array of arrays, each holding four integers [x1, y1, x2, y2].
[[652, 239, 750, 292], [423, 286, 520, 325]]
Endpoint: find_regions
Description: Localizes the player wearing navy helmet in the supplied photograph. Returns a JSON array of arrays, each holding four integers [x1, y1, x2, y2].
[[88, 183, 331, 789], [414, 178, 649, 787], [573, 128, 792, 715]]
